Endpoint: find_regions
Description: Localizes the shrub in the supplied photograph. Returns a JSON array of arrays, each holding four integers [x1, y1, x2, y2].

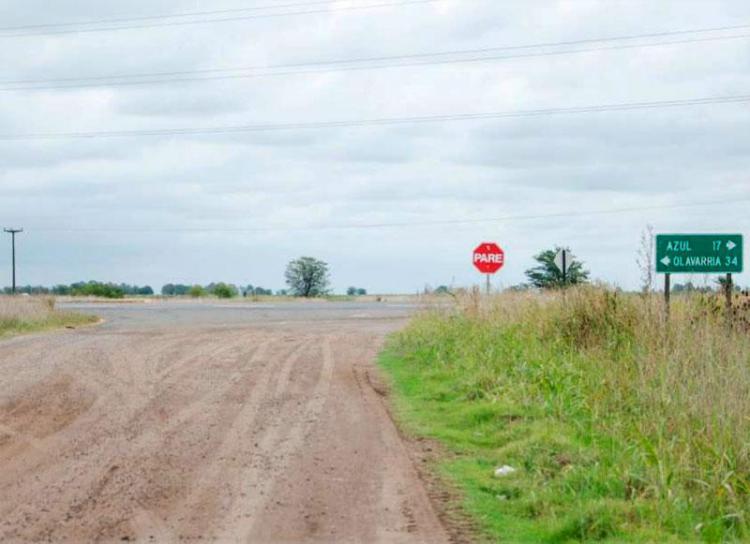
[[211, 283, 237, 299], [70, 281, 124, 299], [189, 285, 206, 298]]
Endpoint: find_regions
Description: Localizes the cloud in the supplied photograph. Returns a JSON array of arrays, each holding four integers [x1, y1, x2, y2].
[[1, 0, 749, 292]]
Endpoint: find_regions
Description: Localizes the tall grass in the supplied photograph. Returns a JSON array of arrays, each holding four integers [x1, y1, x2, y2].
[[0, 296, 95, 336], [387, 286, 750, 541]]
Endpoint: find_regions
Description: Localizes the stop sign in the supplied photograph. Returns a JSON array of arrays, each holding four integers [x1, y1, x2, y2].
[[473, 242, 505, 274]]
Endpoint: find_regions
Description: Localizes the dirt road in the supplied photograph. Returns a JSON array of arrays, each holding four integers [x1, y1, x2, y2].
[[0, 301, 451, 543]]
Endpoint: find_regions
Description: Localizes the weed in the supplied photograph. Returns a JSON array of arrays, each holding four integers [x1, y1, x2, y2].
[[381, 286, 750, 542], [0, 296, 96, 337]]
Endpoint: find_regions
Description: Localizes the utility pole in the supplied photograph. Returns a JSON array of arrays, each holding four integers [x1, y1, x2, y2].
[[4, 228, 22, 294]]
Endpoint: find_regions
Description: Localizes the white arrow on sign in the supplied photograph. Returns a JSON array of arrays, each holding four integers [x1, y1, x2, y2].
[[727, 240, 737, 251], [660, 256, 671, 267]]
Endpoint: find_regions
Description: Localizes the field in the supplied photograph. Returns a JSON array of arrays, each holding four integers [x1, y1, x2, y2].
[[381, 287, 750, 542], [0, 296, 97, 337]]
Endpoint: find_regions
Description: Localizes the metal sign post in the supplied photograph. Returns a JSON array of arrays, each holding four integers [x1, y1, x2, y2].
[[553, 249, 574, 287], [725, 273, 733, 325]]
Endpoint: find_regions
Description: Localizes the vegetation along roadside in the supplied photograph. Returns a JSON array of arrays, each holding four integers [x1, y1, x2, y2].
[[380, 286, 750, 542], [0, 296, 97, 338]]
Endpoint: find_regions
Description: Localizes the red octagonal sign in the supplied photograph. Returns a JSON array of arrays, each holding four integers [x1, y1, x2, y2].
[[473, 242, 505, 274]]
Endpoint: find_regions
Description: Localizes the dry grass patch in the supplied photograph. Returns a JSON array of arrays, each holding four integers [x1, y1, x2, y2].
[[0, 296, 96, 337]]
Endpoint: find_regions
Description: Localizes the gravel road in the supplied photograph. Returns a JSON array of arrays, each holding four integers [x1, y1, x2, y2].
[[0, 301, 452, 543]]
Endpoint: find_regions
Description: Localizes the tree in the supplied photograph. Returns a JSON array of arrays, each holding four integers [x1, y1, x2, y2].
[[525, 247, 589, 289], [163, 283, 190, 296], [189, 285, 206, 298], [285, 257, 330, 297], [52, 284, 71, 295], [70, 281, 125, 299], [210, 282, 237, 298]]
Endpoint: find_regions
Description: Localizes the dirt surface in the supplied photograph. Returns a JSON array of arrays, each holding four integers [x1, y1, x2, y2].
[[0, 301, 453, 543]]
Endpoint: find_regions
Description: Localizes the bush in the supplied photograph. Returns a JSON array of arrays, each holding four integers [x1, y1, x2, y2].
[[211, 283, 237, 299], [162, 284, 191, 296], [189, 285, 206, 298], [70, 281, 124, 299]]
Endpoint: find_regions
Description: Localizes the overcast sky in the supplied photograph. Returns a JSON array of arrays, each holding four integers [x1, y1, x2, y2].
[[0, 0, 749, 293]]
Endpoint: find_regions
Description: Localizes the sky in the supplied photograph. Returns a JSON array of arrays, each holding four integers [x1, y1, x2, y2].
[[0, 0, 749, 294]]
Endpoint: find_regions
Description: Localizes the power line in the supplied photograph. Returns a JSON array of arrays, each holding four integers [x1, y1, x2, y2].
[[1, 22, 748, 90], [3, 31, 749, 92], [1, 94, 748, 141], [0, 0, 441, 38], [18, 198, 750, 233], [0, 0, 361, 31]]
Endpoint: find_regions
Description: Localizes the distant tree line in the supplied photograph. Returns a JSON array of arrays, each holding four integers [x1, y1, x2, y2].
[[160, 283, 277, 298], [2, 281, 153, 298], [672, 281, 742, 294], [3, 256, 345, 300]]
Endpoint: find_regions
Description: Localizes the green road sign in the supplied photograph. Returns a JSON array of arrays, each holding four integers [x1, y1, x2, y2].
[[656, 234, 743, 274]]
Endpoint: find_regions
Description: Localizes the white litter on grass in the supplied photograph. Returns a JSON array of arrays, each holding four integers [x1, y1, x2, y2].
[[494, 465, 517, 477]]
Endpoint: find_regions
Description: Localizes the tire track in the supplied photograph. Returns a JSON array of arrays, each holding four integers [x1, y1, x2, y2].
[[0, 333, 282, 541], [214, 335, 336, 543], [1, 303, 450, 543], [133, 337, 315, 541]]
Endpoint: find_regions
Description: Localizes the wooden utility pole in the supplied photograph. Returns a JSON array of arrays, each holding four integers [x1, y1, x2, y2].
[[4, 228, 22, 294]]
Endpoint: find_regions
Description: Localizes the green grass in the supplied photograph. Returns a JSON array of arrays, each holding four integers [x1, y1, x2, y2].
[[380, 287, 750, 542], [0, 297, 97, 338]]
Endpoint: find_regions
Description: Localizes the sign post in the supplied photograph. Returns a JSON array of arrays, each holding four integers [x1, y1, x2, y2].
[[656, 234, 743, 322], [472, 242, 505, 294], [553, 249, 574, 286]]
